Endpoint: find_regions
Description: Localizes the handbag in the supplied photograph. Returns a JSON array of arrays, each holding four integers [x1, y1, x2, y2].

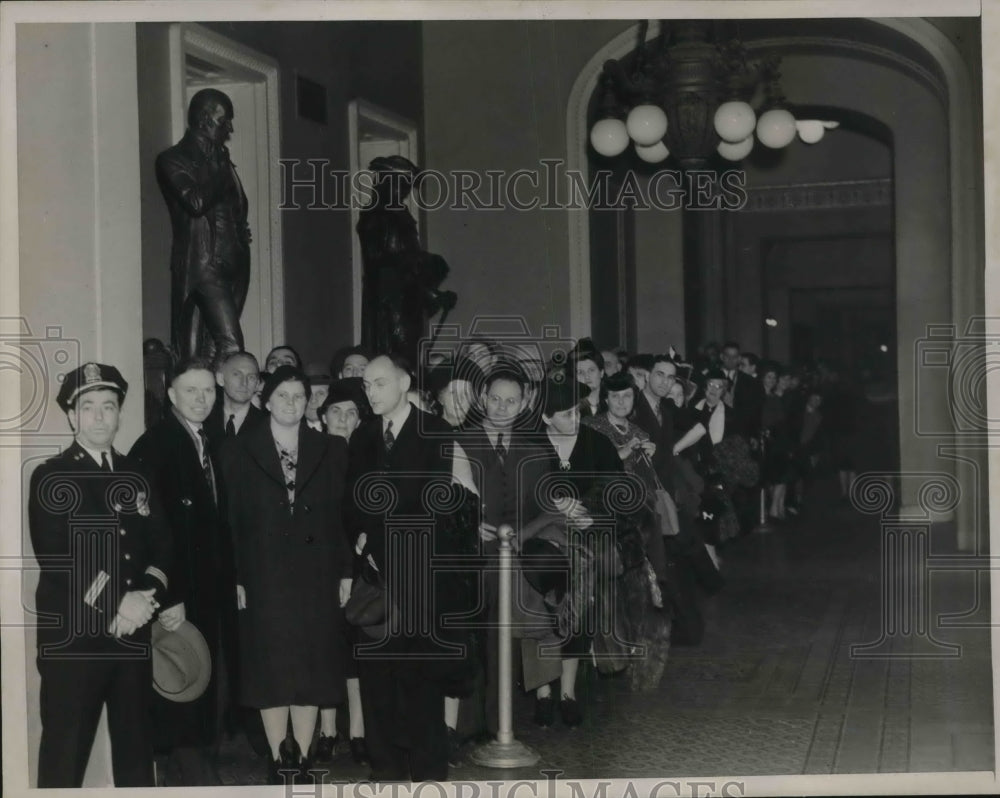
[[344, 556, 397, 637], [639, 449, 681, 537]]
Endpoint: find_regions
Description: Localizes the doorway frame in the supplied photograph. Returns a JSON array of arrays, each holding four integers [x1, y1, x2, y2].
[[348, 99, 419, 343], [167, 22, 285, 355]]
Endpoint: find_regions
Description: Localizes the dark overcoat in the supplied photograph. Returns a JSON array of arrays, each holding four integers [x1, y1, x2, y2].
[[345, 407, 468, 666], [220, 419, 351, 707], [203, 397, 264, 450], [632, 393, 677, 494], [129, 411, 236, 748], [29, 442, 172, 655]]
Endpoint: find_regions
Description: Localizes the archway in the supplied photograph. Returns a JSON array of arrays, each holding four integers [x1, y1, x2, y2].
[[565, 18, 984, 545]]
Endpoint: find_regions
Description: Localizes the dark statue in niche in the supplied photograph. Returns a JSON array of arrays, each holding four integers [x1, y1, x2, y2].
[[356, 156, 456, 369], [156, 88, 251, 367]]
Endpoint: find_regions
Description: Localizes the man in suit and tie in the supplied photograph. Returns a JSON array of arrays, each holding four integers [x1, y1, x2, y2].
[[460, 365, 554, 735], [720, 341, 763, 437], [129, 357, 237, 785], [631, 354, 678, 496], [345, 354, 463, 782], [29, 363, 171, 787], [204, 350, 264, 446]]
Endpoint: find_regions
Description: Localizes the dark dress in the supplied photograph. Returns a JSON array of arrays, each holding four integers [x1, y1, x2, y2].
[[533, 423, 625, 664], [583, 414, 672, 691], [760, 392, 794, 485], [219, 420, 352, 708]]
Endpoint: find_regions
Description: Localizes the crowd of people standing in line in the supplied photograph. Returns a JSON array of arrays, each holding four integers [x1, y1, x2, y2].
[[30, 332, 867, 788]]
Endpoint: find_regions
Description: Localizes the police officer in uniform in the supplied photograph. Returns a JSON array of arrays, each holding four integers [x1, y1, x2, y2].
[[29, 363, 171, 787]]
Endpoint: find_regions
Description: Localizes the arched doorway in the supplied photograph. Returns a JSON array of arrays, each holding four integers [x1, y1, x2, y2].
[[566, 17, 985, 545]]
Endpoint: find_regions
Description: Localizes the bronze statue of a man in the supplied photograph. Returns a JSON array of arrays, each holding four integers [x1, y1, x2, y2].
[[356, 156, 456, 369], [156, 88, 251, 366]]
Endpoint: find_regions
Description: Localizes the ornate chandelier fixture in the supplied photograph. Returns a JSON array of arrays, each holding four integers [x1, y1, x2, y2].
[[590, 20, 838, 169]]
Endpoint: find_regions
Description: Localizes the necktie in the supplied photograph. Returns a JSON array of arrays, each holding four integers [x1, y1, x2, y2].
[[197, 428, 217, 505], [100, 452, 112, 472], [226, 414, 236, 436], [496, 432, 507, 464], [384, 420, 395, 453]]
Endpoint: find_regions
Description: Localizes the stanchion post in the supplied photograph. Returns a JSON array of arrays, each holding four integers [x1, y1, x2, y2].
[[469, 524, 540, 768], [753, 434, 773, 534]]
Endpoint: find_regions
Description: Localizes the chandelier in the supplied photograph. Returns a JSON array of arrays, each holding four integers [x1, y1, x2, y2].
[[589, 20, 838, 169]]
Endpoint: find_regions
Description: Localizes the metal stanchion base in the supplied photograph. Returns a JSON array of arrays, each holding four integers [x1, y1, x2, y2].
[[753, 521, 774, 534], [468, 738, 540, 768]]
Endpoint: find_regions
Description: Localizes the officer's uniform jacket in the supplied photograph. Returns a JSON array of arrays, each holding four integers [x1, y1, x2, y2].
[[29, 441, 171, 657]]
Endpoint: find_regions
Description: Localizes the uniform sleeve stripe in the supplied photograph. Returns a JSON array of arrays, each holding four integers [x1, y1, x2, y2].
[[83, 570, 110, 608], [144, 566, 168, 590]]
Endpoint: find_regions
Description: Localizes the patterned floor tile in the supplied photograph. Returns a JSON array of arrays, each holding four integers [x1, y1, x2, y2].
[[210, 480, 992, 783]]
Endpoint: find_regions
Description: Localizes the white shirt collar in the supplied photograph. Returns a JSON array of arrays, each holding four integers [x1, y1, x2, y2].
[[223, 400, 252, 428], [482, 423, 510, 448], [643, 390, 660, 413], [171, 406, 205, 455], [382, 400, 412, 435], [76, 440, 112, 467]]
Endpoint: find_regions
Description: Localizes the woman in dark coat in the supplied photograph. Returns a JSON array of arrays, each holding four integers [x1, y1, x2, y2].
[[220, 365, 352, 784], [519, 371, 625, 728], [673, 370, 759, 548]]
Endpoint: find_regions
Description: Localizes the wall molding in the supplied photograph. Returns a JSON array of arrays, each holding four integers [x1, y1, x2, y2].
[[745, 178, 892, 212]]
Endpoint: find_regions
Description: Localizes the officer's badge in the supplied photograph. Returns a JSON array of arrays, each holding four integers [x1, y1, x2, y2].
[[136, 491, 150, 517], [83, 362, 101, 384]]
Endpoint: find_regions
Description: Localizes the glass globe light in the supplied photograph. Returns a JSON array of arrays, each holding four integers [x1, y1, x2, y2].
[[756, 108, 797, 149], [635, 140, 669, 163], [714, 101, 756, 143], [626, 104, 668, 146], [717, 134, 754, 161], [795, 120, 825, 144], [590, 118, 630, 157]]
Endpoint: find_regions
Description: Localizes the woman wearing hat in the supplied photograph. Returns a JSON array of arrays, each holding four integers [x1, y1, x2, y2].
[[672, 369, 759, 551], [313, 378, 371, 767], [518, 370, 625, 728], [582, 372, 673, 691], [220, 365, 352, 784], [422, 357, 486, 431]]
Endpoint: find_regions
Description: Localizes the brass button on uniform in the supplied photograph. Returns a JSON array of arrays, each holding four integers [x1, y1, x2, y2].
[[124, 553, 131, 561]]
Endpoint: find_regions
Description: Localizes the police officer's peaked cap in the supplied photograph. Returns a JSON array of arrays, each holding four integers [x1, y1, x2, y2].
[[57, 362, 128, 411]]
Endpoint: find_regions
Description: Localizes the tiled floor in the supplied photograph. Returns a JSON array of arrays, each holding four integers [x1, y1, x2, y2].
[[213, 479, 994, 785]]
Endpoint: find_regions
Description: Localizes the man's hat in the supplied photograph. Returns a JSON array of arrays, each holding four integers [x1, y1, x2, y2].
[[304, 362, 332, 387], [152, 620, 212, 703], [57, 362, 128, 411]]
